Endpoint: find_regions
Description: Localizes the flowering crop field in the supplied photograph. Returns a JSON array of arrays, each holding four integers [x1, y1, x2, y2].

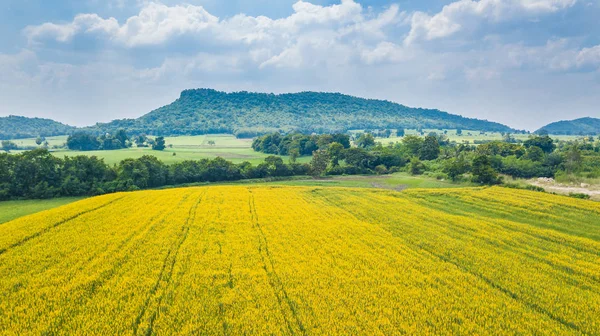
[[0, 186, 599, 335]]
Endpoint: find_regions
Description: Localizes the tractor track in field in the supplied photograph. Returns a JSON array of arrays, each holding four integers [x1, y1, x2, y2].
[[415, 244, 585, 334], [133, 191, 204, 336], [42, 193, 196, 334], [249, 192, 306, 336]]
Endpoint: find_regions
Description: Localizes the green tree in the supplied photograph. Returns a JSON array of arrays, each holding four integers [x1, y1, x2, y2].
[[524, 135, 556, 153], [288, 148, 299, 163], [419, 135, 440, 160], [114, 129, 129, 147], [525, 146, 545, 162], [153, 137, 166, 151], [135, 135, 148, 147], [402, 135, 424, 156], [67, 132, 100, 151], [310, 149, 330, 177], [1, 141, 18, 152], [563, 144, 583, 174], [409, 157, 425, 175], [344, 147, 375, 170], [471, 155, 501, 185], [356, 133, 376, 148], [327, 142, 344, 167], [444, 155, 470, 181]]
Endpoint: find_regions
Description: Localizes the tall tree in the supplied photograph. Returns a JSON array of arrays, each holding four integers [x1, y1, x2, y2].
[[356, 133, 376, 148], [420, 135, 440, 160], [310, 150, 330, 177], [153, 137, 166, 151], [471, 155, 501, 185]]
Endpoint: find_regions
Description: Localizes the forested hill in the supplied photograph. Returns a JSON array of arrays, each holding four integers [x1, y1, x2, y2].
[[0, 116, 75, 139], [90, 89, 515, 137], [536, 117, 600, 135]]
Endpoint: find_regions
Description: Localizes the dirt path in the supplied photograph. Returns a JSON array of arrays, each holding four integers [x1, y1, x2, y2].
[[529, 178, 600, 200]]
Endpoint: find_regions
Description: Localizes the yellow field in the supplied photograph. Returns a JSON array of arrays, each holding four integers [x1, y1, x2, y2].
[[1, 186, 599, 335]]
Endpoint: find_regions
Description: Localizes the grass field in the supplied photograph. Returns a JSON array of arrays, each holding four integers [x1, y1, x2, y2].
[[8, 134, 309, 165], [8, 135, 69, 148], [0, 197, 83, 224], [6, 132, 586, 165], [0, 186, 598, 334]]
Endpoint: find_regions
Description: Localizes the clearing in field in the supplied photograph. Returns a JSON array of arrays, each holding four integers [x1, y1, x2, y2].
[[0, 186, 599, 334]]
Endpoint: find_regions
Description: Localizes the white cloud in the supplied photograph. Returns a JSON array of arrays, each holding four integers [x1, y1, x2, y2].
[[405, 0, 577, 45], [5, 0, 600, 129], [24, 1, 374, 48], [576, 45, 600, 68], [25, 14, 120, 44], [360, 41, 414, 64]]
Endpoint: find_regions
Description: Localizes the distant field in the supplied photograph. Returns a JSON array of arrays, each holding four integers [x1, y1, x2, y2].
[[8, 135, 69, 148], [1, 186, 599, 334], [0, 197, 83, 224], [372, 129, 585, 145], [4, 131, 589, 169], [5, 132, 587, 165], [7, 134, 309, 165]]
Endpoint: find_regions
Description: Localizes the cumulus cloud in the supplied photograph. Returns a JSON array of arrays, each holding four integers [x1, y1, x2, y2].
[[4, 0, 600, 129], [576, 45, 600, 68], [405, 0, 577, 45], [24, 1, 376, 47]]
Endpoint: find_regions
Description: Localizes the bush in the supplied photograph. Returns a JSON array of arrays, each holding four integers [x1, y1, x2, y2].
[[409, 157, 425, 175], [569, 193, 591, 200], [502, 183, 545, 192], [374, 165, 388, 175]]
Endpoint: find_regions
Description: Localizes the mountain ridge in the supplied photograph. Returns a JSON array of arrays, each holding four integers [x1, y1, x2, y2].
[[88, 88, 517, 137], [536, 117, 600, 135], [0, 115, 75, 140]]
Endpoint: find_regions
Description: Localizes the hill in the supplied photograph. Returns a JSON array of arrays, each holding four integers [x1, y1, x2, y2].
[[0, 185, 598, 334], [0, 115, 74, 139], [537, 117, 600, 135], [91, 89, 515, 136]]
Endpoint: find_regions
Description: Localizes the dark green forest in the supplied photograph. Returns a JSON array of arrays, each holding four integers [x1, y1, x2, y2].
[[0, 116, 74, 139], [537, 117, 600, 135], [88, 89, 516, 137]]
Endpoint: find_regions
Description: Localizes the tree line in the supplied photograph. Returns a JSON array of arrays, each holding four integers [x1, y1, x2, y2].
[[256, 132, 599, 184], [0, 149, 313, 200], [2, 132, 598, 201], [65, 131, 167, 151]]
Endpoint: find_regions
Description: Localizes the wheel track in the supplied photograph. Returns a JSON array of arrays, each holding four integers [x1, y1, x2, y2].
[[39, 193, 195, 335], [249, 191, 306, 336], [133, 191, 205, 336]]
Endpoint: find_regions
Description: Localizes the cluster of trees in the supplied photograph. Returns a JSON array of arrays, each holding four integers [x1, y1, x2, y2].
[[67, 130, 131, 151], [1, 140, 19, 152], [0, 149, 314, 200], [252, 133, 351, 158], [66, 131, 167, 151], [254, 132, 600, 185]]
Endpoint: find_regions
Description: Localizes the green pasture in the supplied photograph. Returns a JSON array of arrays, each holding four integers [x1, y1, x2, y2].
[[0, 197, 83, 225]]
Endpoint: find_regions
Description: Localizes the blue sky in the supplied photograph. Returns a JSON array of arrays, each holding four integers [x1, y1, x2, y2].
[[1, 0, 599, 130]]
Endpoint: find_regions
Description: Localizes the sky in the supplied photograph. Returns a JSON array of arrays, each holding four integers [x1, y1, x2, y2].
[[0, 0, 599, 131]]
